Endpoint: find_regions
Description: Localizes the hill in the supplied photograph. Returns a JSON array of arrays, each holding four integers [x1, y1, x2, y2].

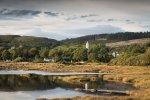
[[62, 32, 150, 45], [0, 35, 59, 48], [0, 32, 150, 48], [106, 38, 150, 47]]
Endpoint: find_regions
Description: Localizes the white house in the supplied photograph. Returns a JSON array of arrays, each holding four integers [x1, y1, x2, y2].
[[112, 52, 120, 57], [43, 57, 55, 62]]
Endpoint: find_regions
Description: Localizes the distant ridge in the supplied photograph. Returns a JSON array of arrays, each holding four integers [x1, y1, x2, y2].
[[62, 32, 150, 45], [0, 35, 59, 48], [0, 32, 150, 48]]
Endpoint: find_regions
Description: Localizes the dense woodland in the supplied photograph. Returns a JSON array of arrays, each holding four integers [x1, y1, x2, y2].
[[0, 44, 112, 63], [0, 32, 150, 66], [0, 35, 59, 48]]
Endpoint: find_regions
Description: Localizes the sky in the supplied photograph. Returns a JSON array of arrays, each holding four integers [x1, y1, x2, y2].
[[0, 0, 150, 40]]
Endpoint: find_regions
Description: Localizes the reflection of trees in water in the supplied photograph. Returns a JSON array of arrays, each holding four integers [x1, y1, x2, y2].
[[0, 74, 103, 90], [0, 74, 137, 91], [0, 74, 56, 90]]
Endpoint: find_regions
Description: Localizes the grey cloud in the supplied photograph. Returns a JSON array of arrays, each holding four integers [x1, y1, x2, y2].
[[124, 20, 135, 24], [87, 19, 103, 22], [142, 25, 150, 28], [107, 19, 116, 21], [0, 9, 62, 20], [0, 9, 41, 16], [87, 18, 117, 23], [80, 14, 97, 18], [65, 16, 78, 21], [65, 14, 98, 21], [44, 12, 59, 16], [125, 20, 130, 22], [126, 22, 135, 24], [88, 18, 117, 22]]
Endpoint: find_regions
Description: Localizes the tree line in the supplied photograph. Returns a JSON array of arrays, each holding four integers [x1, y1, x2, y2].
[[0, 45, 112, 63], [110, 43, 150, 66], [0, 43, 150, 66]]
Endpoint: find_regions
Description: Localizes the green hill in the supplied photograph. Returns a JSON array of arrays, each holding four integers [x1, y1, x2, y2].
[[0, 32, 150, 48], [0, 35, 59, 48], [62, 32, 150, 45]]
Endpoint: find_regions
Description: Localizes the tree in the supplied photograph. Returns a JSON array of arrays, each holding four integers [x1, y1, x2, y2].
[[48, 49, 58, 57], [33, 55, 43, 63], [39, 48, 48, 58], [0, 47, 5, 60], [16, 46, 24, 57], [1, 50, 10, 61], [55, 49, 63, 62], [28, 48, 38, 58], [88, 53, 97, 62], [97, 46, 112, 62], [90, 44, 99, 53], [62, 48, 73, 62], [22, 48, 28, 58], [73, 48, 87, 61], [9, 47, 17, 60], [49, 49, 64, 62]]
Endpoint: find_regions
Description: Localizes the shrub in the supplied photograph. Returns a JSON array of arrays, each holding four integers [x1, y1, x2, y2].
[[13, 57, 25, 62], [33, 58, 43, 63]]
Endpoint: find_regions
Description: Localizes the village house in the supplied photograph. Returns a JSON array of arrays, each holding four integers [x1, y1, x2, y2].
[[43, 57, 55, 62]]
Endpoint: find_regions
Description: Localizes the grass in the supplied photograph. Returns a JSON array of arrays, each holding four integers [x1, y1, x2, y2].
[[38, 96, 150, 100]]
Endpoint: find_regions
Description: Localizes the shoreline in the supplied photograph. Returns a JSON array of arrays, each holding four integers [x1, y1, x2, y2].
[[0, 62, 108, 72]]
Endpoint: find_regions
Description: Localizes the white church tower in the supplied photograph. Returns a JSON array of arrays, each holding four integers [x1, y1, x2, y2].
[[86, 41, 90, 52]]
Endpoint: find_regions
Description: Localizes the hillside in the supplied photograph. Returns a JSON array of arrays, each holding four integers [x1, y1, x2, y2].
[[106, 38, 150, 47], [0, 32, 150, 48], [62, 32, 150, 45], [0, 35, 59, 48]]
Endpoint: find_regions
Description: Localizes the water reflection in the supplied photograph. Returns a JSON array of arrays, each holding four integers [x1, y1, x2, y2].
[[0, 87, 92, 100], [0, 70, 136, 100], [0, 70, 102, 75]]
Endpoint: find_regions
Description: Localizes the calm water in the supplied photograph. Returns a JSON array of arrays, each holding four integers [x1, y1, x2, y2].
[[0, 70, 104, 75], [0, 70, 129, 100], [0, 87, 94, 100], [0, 70, 99, 100]]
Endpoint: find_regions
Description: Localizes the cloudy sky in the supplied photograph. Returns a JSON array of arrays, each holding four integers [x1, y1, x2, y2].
[[0, 0, 150, 40]]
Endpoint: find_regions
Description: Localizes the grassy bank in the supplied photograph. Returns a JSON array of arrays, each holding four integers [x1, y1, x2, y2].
[[38, 96, 149, 100], [0, 62, 109, 72]]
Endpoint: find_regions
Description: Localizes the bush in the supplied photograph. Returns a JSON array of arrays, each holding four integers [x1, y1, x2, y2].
[[33, 58, 43, 63], [13, 57, 25, 62]]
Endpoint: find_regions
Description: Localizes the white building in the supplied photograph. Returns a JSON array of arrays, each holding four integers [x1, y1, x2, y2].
[[43, 57, 55, 62], [112, 52, 120, 57], [86, 41, 89, 52]]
